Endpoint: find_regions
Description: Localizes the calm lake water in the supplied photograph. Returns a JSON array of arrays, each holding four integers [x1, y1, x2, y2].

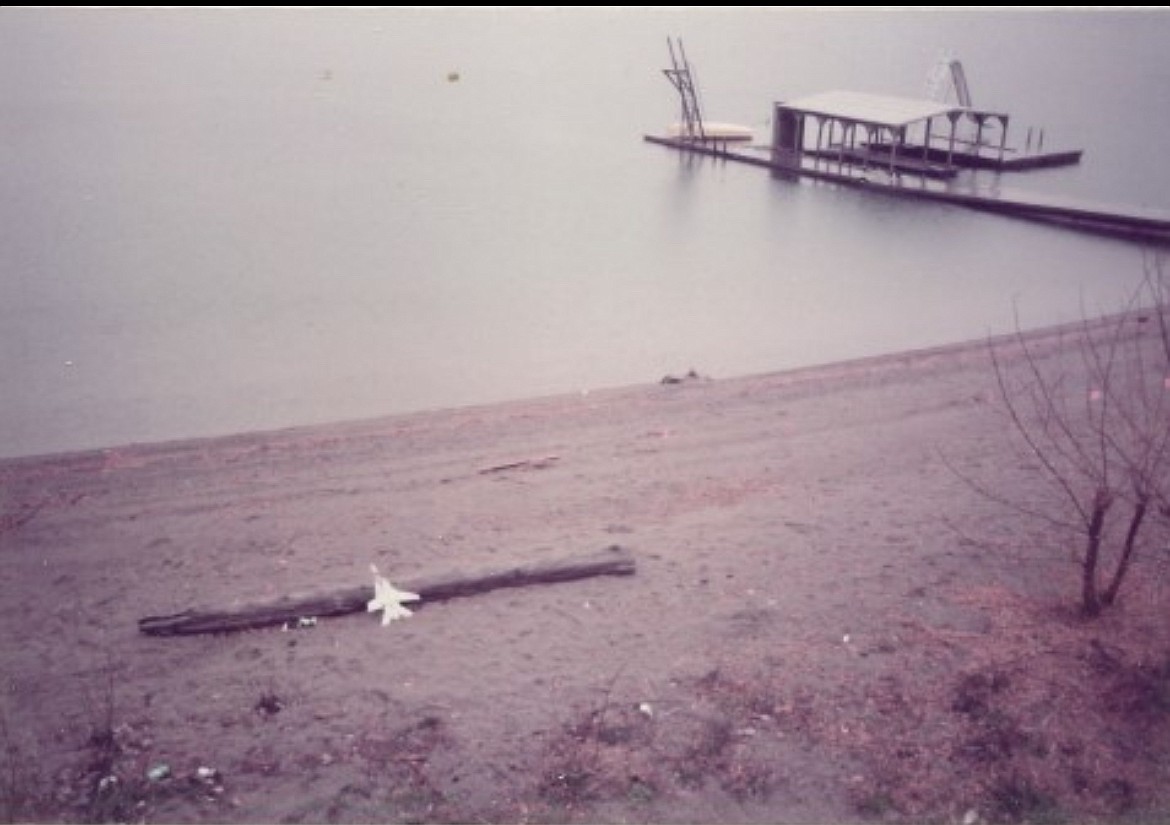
[[3, 8, 1170, 458]]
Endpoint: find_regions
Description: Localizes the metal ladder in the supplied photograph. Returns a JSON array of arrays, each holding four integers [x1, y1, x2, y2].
[[662, 37, 707, 142]]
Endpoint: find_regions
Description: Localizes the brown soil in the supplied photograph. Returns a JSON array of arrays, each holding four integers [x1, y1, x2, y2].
[[2, 318, 1169, 824]]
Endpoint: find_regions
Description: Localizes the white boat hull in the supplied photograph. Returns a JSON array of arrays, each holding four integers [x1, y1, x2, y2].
[[668, 122, 753, 141]]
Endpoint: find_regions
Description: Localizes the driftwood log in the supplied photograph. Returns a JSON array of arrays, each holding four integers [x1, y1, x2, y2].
[[138, 545, 635, 637]]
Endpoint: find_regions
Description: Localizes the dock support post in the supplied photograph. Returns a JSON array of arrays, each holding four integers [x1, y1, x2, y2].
[[819, 115, 828, 168], [997, 115, 1009, 165], [891, 126, 903, 178], [923, 118, 932, 161], [946, 112, 959, 166], [771, 104, 805, 169]]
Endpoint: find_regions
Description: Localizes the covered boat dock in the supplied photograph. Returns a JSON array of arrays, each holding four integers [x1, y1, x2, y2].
[[644, 40, 1162, 242], [771, 90, 1065, 177]]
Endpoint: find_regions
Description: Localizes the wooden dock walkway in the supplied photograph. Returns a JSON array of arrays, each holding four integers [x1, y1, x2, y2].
[[864, 141, 1084, 172], [807, 146, 959, 179], [644, 135, 1170, 243]]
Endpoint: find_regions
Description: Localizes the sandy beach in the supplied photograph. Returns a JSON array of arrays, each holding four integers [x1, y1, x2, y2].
[[3, 320, 1169, 824]]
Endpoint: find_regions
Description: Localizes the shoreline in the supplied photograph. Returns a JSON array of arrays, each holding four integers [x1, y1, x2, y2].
[[0, 312, 1127, 469]]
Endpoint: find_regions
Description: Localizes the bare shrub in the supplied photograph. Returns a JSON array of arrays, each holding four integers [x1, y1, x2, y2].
[[983, 256, 1170, 616]]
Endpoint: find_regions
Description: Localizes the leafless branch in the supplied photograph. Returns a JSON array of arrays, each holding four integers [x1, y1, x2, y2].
[[968, 264, 1170, 616]]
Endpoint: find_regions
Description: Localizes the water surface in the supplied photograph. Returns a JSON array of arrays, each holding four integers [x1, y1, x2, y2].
[[2, 8, 1168, 457]]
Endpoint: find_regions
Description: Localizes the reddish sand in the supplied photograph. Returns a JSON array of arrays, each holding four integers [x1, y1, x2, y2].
[[2, 320, 1169, 824]]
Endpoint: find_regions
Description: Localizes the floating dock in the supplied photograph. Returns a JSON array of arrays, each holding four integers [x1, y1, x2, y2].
[[643, 135, 1170, 244], [651, 41, 1170, 243]]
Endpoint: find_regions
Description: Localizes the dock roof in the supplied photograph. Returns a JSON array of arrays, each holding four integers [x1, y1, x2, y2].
[[779, 90, 960, 129]]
